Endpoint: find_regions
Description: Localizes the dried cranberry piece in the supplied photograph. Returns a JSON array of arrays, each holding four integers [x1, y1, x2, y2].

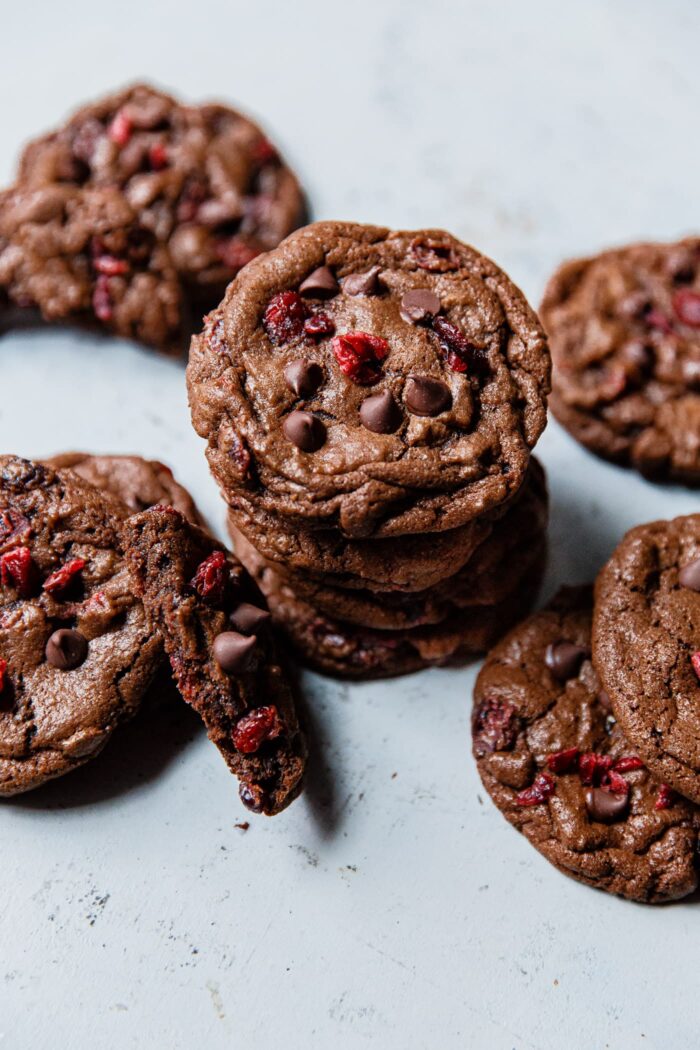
[[613, 755, 644, 773], [655, 783, 675, 810], [148, 143, 168, 170], [578, 752, 613, 786], [673, 289, 700, 327], [432, 316, 488, 375], [190, 551, 228, 605], [0, 547, 38, 598], [0, 509, 30, 550], [215, 239, 260, 272], [92, 275, 113, 322], [304, 312, 335, 338], [331, 331, 389, 385], [0, 658, 6, 694], [43, 558, 86, 597], [645, 308, 673, 333], [546, 746, 579, 774], [473, 697, 519, 756], [692, 651, 700, 681], [93, 255, 129, 276], [263, 292, 308, 345], [232, 705, 283, 754], [410, 238, 459, 272], [252, 138, 279, 166], [602, 769, 630, 796], [109, 109, 133, 147], [515, 772, 555, 807]]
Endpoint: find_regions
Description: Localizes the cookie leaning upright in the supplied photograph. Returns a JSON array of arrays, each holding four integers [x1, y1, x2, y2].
[[188, 221, 551, 538], [541, 239, 700, 483], [0, 456, 163, 794], [124, 506, 305, 815], [593, 514, 700, 804]]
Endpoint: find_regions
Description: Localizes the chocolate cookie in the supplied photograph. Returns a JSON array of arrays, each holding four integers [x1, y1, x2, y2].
[[124, 506, 305, 814], [244, 552, 545, 679], [0, 456, 162, 794], [2, 84, 306, 352], [45, 452, 202, 525], [593, 514, 700, 804], [473, 588, 699, 903], [542, 239, 700, 483], [188, 221, 550, 538], [231, 458, 547, 630]]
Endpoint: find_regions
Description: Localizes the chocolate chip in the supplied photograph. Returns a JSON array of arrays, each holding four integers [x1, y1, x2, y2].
[[399, 289, 441, 324], [213, 631, 256, 674], [585, 787, 629, 823], [359, 390, 402, 434], [284, 359, 323, 397], [680, 556, 700, 591], [544, 640, 589, 681], [239, 782, 268, 813], [282, 410, 326, 452], [45, 628, 88, 670], [299, 266, 339, 299], [404, 375, 452, 416], [230, 602, 271, 634], [342, 266, 381, 296]]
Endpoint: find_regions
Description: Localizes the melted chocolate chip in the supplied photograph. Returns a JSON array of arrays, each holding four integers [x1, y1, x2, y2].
[[299, 266, 339, 299], [359, 390, 402, 434], [342, 266, 381, 296], [230, 602, 271, 634], [679, 556, 700, 591], [282, 410, 327, 452], [404, 375, 452, 416], [213, 631, 256, 673], [284, 359, 323, 398], [585, 786, 629, 823], [45, 628, 88, 670], [400, 289, 441, 324], [239, 782, 268, 813], [544, 640, 590, 681]]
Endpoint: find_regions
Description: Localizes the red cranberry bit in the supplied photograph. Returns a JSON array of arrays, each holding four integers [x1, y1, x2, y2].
[[410, 238, 459, 272], [252, 138, 278, 166], [0, 658, 6, 694], [190, 551, 228, 605], [215, 239, 260, 272], [93, 255, 129, 277], [691, 651, 700, 681], [603, 769, 630, 796], [108, 109, 133, 147], [148, 143, 168, 170], [645, 308, 673, 334], [432, 316, 487, 375], [515, 772, 555, 807], [263, 291, 308, 345], [92, 275, 113, 322], [43, 557, 86, 597], [473, 697, 519, 756], [232, 705, 283, 754], [546, 747, 579, 774], [613, 755, 644, 773], [0, 509, 30, 549], [0, 547, 38, 598], [655, 783, 676, 810], [304, 312, 335, 338], [578, 752, 613, 786], [673, 289, 700, 328], [331, 331, 389, 385]]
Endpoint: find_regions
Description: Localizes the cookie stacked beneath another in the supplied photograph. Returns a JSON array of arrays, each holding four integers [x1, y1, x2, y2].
[[187, 221, 552, 677]]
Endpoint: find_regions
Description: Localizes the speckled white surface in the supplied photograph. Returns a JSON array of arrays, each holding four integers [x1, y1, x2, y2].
[[1, 2, 700, 1047]]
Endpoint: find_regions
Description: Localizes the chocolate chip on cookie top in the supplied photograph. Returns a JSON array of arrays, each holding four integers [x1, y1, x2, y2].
[[124, 506, 305, 815], [188, 221, 551, 538], [541, 239, 700, 483], [16, 83, 307, 304], [593, 513, 700, 804], [473, 587, 700, 903], [0, 456, 163, 795]]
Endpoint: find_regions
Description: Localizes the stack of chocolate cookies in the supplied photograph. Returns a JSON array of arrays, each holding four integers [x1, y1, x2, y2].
[[187, 220, 552, 678]]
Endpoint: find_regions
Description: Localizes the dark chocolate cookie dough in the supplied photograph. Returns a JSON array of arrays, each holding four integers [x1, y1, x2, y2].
[[542, 239, 700, 483], [124, 506, 305, 814], [0, 456, 162, 794], [473, 587, 699, 903], [188, 221, 550, 538], [593, 514, 700, 804], [1, 83, 306, 352]]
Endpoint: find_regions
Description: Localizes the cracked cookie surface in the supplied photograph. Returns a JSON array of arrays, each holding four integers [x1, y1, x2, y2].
[[474, 587, 699, 903]]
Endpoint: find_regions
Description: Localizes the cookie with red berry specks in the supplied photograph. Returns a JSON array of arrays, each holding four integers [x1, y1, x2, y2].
[[0, 456, 163, 795], [124, 506, 305, 815], [187, 221, 551, 538], [594, 514, 700, 805], [541, 239, 700, 483], [1, 83, 306, 351], [473, 587, 700, 903]]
